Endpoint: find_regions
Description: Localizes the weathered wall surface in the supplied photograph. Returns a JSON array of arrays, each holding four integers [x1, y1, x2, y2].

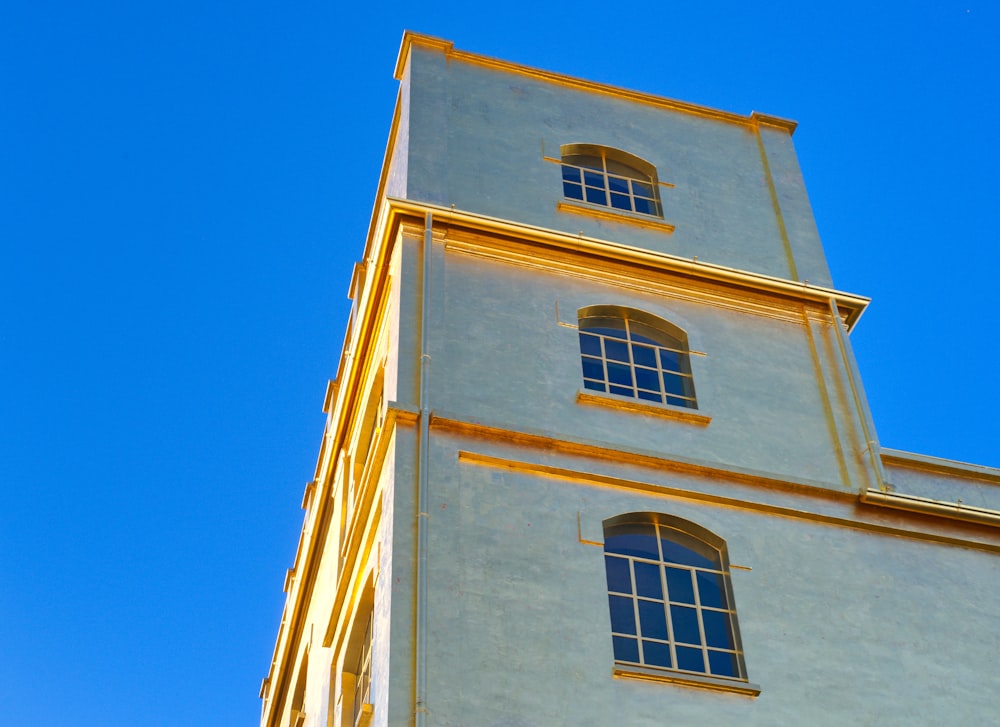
[[419, 239, 868, 492], [397, 46, 833, 288], [885, 456, 1000, 511], [413, 432, 1000, 726]]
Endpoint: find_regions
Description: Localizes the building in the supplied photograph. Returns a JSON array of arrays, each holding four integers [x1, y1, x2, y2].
[[259, 32, 1000, 726]]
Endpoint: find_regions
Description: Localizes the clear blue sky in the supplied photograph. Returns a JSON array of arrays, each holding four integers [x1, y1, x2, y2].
[[1, 1, 997, 725]]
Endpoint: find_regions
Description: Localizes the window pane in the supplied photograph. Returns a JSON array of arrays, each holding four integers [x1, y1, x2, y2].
[[664, 566, 695, 604], [585, 187, 608, 206], [662, 529, 721, 566], [708, 649, 739, 677], [583, 380, 606, 392], [630, 331, 660, 346], [613, 635, 640, 663], [608, 175, 629, 193], [632, 181, 654, 197], [579, 332, 602, 357], [583, 170, 605, 187], [572, 155, 603, 171], [610, 193, 631, 210], [633, 197, 654, 215], [670, 605, 701, 645], [563, 181, 584, 200], [637, 390, 662, 403], [633, 561, 662, 599], [666, 395, 692, 408], [581, 357, 604, 381], [605, 530, 659, 559], [661, 539, 717, 569], [606, 362, 633, 387], [581, 320, 627, 339], [606, 158, 643, 177], [696, 571, 727, 609], [663, 372, 688, 397], [632, 344, 657, 367], [604, 338, 630, 363], [641, 640, 673, 669], [701, 610, 734, 649], [634, 367, 660, 392], [609, 385, 633, 397], [605, 555, 632, 594], [675, 645, 706, 673], [561, 165, 581, 182], [659, 348, 681, 371], [638, 600, 669, 640], [609, 595, 636, 635]]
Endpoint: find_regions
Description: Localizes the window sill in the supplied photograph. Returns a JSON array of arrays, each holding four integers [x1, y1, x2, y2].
[[577, 389, 711, 426], [613, 663, 760, 697], [557, 200, 675, 233], [355, 704, 374, 727]]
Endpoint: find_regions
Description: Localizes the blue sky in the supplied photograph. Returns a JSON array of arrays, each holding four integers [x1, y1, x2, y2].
[[1, 1, 997, 725]]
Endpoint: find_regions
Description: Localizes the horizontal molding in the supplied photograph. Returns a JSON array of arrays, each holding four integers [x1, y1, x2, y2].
[[613, 663, 761, 697], [577, 389, 711, 426], [396, 32, 797, 135], [456, 448, 1000, 554], [383, 197, 869, 330], [882, 447, 1000, 484], [400, 405, 856, 499], [556, 200, 676, 234], [861, 488, 1000, 528]]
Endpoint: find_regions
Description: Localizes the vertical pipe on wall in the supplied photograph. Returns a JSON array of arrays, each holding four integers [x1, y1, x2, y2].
[[414, 212, 433, 727], [828, 298, 889, 492]]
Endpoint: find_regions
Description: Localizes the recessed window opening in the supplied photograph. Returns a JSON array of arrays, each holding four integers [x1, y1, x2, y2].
[[561, 144, 662, 217], [604, 514, 746, 680], [353, 611, 373, 727], [578, 306, 696, 409]]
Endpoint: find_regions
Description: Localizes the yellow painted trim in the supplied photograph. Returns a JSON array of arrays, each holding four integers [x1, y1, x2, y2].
[[613, 664, 761, 697], [261, 203, 400, 727], [751, 111, 798, 133], [753, 122, 798, 281], [322, 410, 396, 649], [395, 32, 797, 135], [457, 449, 1000, 554], [881, 448, 1000, 484], [556, 200, 676, 234], [861, 488, 1000, 528], [801, 305, 853, 490], [576, 389, 710, 426], [422, 407, 856, 498], [383, 198, 870, 329]]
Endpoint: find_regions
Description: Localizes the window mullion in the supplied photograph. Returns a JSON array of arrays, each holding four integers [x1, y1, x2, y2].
[[630, 558, 644, 664], [625, 322, 639, 398], [599, 334, 610, 390], [692, 567, 710, 674]]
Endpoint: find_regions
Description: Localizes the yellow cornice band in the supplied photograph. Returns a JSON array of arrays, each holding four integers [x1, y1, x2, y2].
[[395, 31, 797, 135], [378, 197, 870, 329]]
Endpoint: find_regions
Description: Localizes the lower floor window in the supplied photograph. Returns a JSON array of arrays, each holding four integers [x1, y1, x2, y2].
[[353, 612, 373, 726], [604, 514, 746, 680]]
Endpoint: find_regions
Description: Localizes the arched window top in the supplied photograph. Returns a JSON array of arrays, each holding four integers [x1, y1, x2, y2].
[[578, 306, 697, 409], [560, 144, 662, 217], [603, 513, 748, 684]]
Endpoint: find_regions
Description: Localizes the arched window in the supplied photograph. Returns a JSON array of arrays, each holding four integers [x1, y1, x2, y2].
[[578, 306, 697, 409], [560, 144, 662, 217], [603, 513, 747, 681], [340, 579, 375, 727]]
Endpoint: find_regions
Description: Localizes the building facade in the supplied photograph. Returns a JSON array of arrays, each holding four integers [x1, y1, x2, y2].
[[259, 33, 1000, 727]]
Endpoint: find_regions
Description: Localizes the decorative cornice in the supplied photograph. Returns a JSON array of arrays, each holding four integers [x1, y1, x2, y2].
[[379, 197, 870, 330], [395, 32, 797, 135], [881, 447, 1000, 484]]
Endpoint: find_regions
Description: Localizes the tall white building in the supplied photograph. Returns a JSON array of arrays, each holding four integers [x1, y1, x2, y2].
[[260, 33, 1000, 727]]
